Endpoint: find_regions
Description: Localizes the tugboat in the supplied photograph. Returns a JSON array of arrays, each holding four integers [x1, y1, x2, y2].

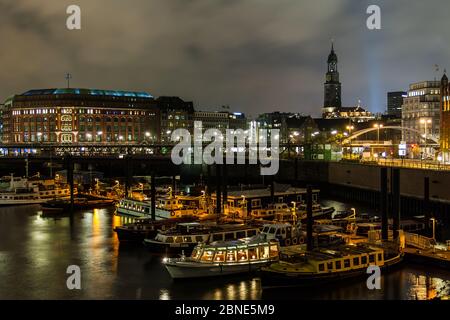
[[114, 216, 197, 243], [251, 203, 291, 220], [162, 235, 280, 279], [143, 222, 260, 255], [297, 203, 335, 220], [260, 241, 404, 288]]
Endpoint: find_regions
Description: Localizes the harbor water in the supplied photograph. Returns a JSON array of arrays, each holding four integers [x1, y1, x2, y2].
[[0, 199, 449, 300]]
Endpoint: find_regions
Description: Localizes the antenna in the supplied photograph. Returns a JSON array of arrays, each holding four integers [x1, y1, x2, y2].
[[434, 64, 439, 81], [65, 73, 72, 88]]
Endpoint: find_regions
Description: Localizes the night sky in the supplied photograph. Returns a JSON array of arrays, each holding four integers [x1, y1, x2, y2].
[[1, 0, 449, 118]]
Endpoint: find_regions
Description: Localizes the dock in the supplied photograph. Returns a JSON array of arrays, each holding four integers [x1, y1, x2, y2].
[[404, 233, 450, 268]]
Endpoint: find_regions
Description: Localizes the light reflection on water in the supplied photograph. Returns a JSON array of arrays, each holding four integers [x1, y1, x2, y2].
[[0, 200, 449, 300]]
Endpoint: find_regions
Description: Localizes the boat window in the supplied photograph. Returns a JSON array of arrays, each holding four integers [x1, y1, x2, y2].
[[237, 249, 248, 261], [224, 233, 234, 241], [281, 228, 286, 235], [214, 250, 225, 262], [269, 245, 278, 257], [259, 246, 270, 259], [369, 254, 375, 263], [268, 228, 275, 234], [201, 250, 214, 262], [319, 263, 325, 272], [344, 259, 350, 268], [175, 236, 183, 243], [378, 253, 383, 261], [251, 199, 261, 208], [247, 230, 257, 237], [361, 256, 367, 264], [191, 249, 201, 260], [236, 231, 246, 239], [275, 229, 281, 235], [248, 248, 258, 260], [183, 236, 192, 243], [213, 234, 223, 242], [262, 227, 269, 233], [195, 236, 203, 243], [335, 261, 342, 270], [327, 262, 333, 270], [353, 257, 360, 266], [226, 250, 236, 262], [166, 237, 174, 243]]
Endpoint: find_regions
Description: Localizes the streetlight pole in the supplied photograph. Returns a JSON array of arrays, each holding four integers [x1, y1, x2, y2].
[[420, 119, 432, 159]]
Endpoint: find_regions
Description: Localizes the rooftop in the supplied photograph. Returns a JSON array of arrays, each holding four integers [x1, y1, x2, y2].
[[20, 88, 153, 99]]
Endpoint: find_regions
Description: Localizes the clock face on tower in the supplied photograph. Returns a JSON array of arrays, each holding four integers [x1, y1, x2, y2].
[[326, 74, 331, 81], [329, 62, 336, 72]]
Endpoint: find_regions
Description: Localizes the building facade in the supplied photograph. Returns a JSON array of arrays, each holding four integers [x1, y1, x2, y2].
[[193, 111, 247, 133], [156, 96, 194, 143], [401, 81, 440, 157], [440, 73, 450, 162], [2, 88, 160, 145], [387, 91, 407, 118]]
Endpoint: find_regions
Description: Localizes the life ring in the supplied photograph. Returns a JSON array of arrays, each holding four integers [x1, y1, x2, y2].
[[299, 236, 305, 244], [170, 211, 176, 217], [285, 238, 291, 246], [292, 237, 298, 245]]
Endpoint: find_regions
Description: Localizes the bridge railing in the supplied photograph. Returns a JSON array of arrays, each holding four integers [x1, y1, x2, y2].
[[404, 232, 436, 250]]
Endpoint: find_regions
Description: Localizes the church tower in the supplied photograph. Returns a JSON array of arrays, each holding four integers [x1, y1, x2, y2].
[[323, 42, 342, 117]]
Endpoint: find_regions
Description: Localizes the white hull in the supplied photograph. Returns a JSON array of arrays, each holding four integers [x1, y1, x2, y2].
[[165, 259, 273, 279], [117, 207, 171, 219], [0, 199, 45, 205], [0, 191, 72, 206]]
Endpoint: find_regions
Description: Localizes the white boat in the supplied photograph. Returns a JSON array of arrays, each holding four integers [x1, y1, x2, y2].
[[0, 175, 74, 206], [116, 192, 209, 219], [162, 235, 280, 279]]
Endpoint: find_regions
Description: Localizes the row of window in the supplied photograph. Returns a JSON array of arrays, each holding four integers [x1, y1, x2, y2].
[[164, 230, 258, 244], [317, 253, 383, 272]]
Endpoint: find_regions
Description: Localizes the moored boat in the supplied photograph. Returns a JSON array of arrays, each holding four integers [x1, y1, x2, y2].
[[143, 222, 260, 255], [114, 216, 197, 242], [260, 242, 404, 288], [162, 235, 280, 279], [0, 175, 74, 206], [41, 197, 115, 212]]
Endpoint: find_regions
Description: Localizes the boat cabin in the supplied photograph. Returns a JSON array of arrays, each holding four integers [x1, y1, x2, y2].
[[279, 244, 386, 274], [190, 237, 279, 263]]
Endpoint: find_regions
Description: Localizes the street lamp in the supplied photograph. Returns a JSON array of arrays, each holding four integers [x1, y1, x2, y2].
[[420, 119, 432, 158], [430, 217, 436, 241], [373, 124, 383, 144]]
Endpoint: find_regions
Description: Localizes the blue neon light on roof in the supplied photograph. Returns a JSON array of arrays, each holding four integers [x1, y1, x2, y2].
[[21, 88, 153, 98]]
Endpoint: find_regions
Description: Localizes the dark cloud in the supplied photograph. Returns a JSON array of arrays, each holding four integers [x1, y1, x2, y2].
[[1, 0, 450, 117]]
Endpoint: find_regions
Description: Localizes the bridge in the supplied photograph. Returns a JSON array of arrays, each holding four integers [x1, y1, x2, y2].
[[343, 126, 439, 145], [0, 142, 303, 158]]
